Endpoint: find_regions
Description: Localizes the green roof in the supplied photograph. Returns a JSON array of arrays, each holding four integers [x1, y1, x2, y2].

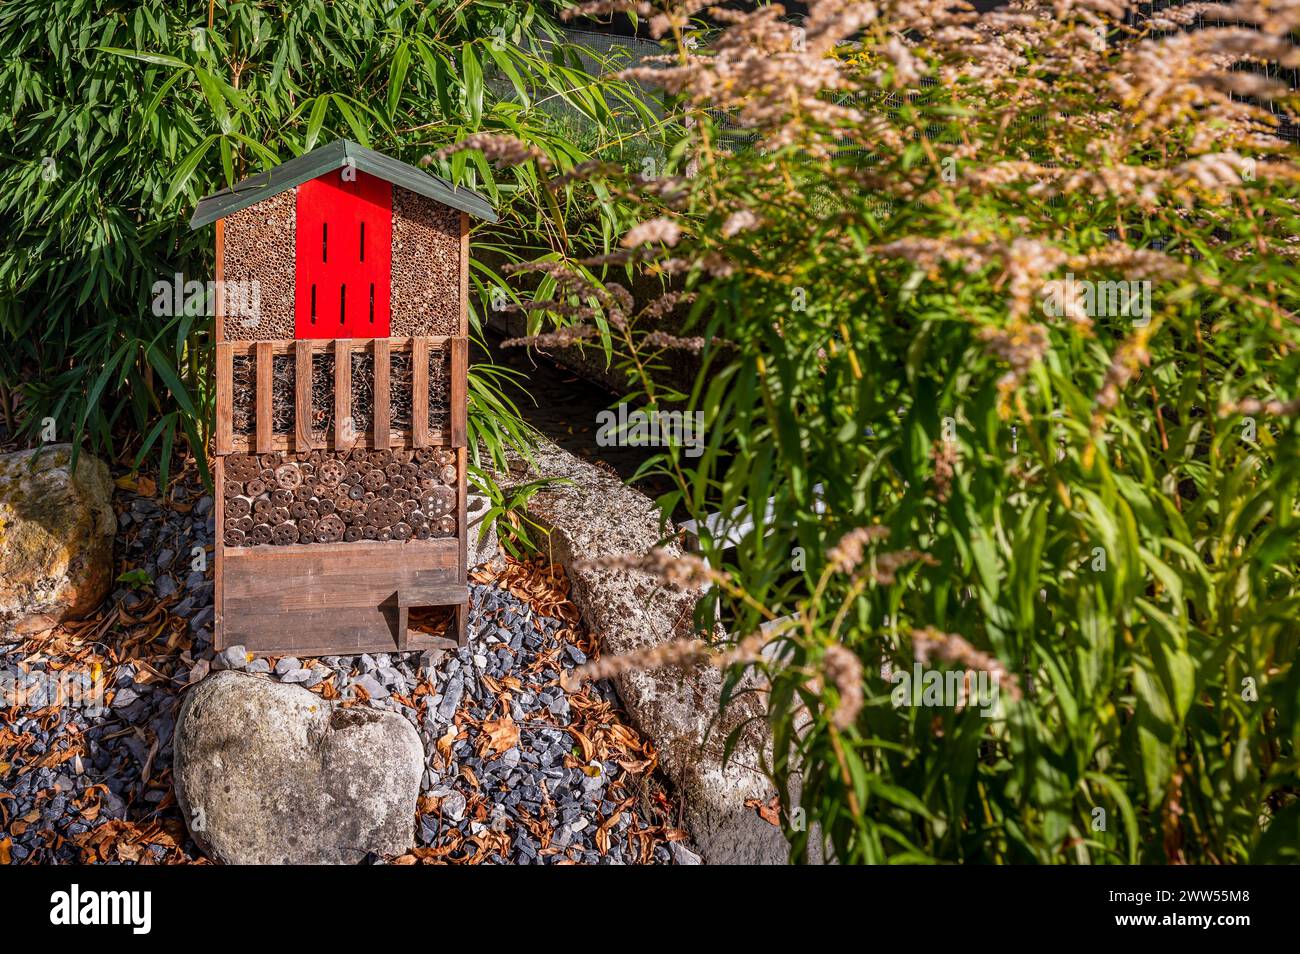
[[189, 139, 497, 229]]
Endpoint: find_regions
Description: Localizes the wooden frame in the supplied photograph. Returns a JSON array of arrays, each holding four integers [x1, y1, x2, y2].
[[210, 189, 474, 658], [214, 336, 464, 454]]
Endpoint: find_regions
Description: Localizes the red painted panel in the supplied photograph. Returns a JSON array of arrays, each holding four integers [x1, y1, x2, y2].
[[295, 169, 392, 338]]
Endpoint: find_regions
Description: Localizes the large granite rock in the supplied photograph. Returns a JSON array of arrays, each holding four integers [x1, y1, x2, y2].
[[174, 670, 423, 864], [0, 445, 115, 641], [512, 437, 797, 864]]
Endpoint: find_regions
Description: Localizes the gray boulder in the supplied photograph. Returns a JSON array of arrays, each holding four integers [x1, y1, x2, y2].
[[174, 670, 423, 864], [0, 445, 116, 641]]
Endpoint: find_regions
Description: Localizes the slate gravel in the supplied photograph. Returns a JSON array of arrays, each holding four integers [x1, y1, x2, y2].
[[0, 468, 686, 865]]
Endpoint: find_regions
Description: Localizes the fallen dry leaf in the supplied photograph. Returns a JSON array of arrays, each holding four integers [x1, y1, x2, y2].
[[745, 796, 782, 827], [481, 716, 520, 757], [436, 726, 457, 764]]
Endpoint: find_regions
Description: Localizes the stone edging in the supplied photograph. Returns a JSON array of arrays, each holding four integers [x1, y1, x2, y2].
[[506, 437, 791, 865]]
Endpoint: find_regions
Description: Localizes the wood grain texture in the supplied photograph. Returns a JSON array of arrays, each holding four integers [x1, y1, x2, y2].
[[459, 211, 469, 336], [450, 336, 467, 448], [222, 539, 460, 655], [295, 339, 314, 450], [215, 342, 233, 455], [411, 336, 429, 448], [214, 218, 225, 341], [222, 429, 449, 454], [373, 337, 390, 449], [334, 338, 352, 449], [219, 336, 449, 356], [213, 455, 225, 651], [255, 340, 273, 454]]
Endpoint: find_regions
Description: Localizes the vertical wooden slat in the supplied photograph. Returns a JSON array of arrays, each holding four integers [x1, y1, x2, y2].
[[295, 340, 314, 451], [459, 212, 469, 336], [215, 342, 233, 455], [411, 337, 429, 448], [213, 454, 225, 651], [450, 336, 467, 448], [334, 339, 352, 449], [255, 340, 273, 454], [214, 218, 226, 342], [373, 338, 390, 450], [396, 602, 409, 653]]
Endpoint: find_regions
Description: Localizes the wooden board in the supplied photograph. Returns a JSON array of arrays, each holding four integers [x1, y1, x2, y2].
[[295, 339, 314, 451], [373, 337, 390, 450], [222, 539, 460, 655], [255, 340, 273, 454]]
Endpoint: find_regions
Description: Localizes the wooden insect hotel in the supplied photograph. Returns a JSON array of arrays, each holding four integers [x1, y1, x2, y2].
[[190, 139, 496, 656]]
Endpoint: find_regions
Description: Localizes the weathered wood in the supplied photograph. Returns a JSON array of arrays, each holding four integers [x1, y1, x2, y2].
[[214, 218, 226, 341], [373, 337, 390, 450], [295, 339, 314, 451], [215, 342, 233, 455], [334, 338, 352, 449], [411, 337, 429, 448], [220, 336, 447, 356], [223, 428, 448, 454], [396, 583, 469, 651], [213, 454, 225, 651], [450, 336, 467, 448], [255, 340, 273, 454], [460, 211, 469, 336], [222, 539, 460, 655]]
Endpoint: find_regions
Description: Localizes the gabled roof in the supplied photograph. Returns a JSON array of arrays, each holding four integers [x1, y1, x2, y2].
[[189, 139, 497, 229]]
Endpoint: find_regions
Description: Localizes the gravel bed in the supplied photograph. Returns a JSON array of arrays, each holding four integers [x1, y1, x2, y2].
[[0, 468, 690, 865]]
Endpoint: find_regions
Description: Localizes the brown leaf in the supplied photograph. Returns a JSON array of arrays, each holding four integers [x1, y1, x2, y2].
[[117, 842, 142, 863], [745, 796, 782, 827], [481, 716, 519, 757], [435, 726, 457, 765], [568, 727, 593, 762]]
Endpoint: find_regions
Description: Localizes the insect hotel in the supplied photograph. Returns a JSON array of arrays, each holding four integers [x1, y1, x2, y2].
[[190, 139, 496, 657]]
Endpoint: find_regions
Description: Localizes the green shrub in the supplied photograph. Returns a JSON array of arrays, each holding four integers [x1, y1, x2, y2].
[[0, 0, 653, 489], [505, 0, 1300, 862]]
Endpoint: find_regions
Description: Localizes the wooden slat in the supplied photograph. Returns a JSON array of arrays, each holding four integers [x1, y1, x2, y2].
[[398, 584, 469, 607], [215, 342, 233, 455], [255, 340, 273, 454], [295, 339, 314, 451], [213, 455, 225, 651], [221, 336, 437, 356], [459, 211, 470, 336], [335, 339, 352, 448], [214, 218, 226, 341], [411, 337, 429, 448], [397, 583, 469, 653], [450, 336, 467, 448], [373, 337, 390, 450], [225, 429, 441, 454], [223, 540, 460, 656], [224, 537, 458, 562]]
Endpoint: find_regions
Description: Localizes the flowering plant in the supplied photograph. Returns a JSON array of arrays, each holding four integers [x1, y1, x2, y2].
[[489, 0, 1300, 863]]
